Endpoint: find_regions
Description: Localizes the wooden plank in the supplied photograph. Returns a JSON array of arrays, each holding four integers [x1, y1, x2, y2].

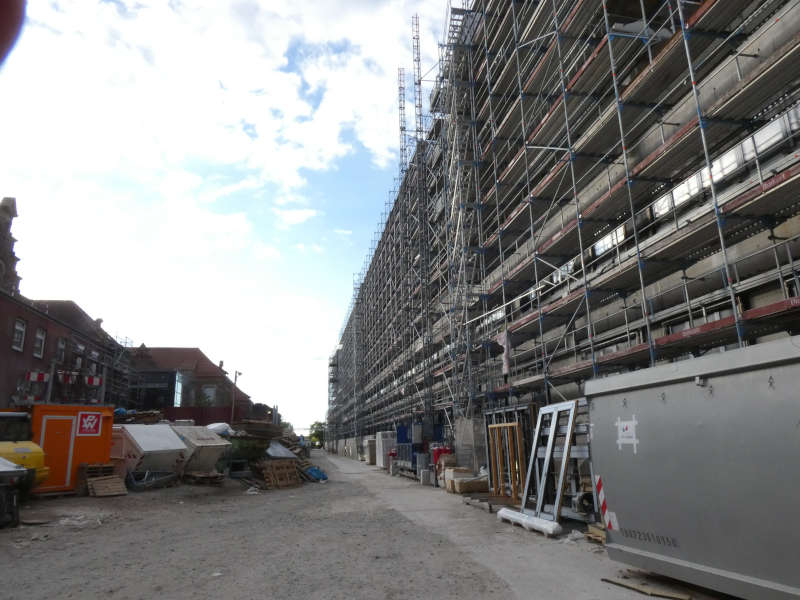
[[601, 578, 691, 600], [496, 425, 505, 499], [508, 426, 518, 503], [489, 429, 499, 495], [515, 423, 527, 495]]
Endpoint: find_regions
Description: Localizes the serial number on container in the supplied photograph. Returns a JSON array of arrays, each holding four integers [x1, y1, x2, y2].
[[618, 527, 679, 548]]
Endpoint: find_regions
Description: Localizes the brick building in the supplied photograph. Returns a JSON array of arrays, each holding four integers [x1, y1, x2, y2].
[[129, 346, 258, 422], [0, 198, 131, 407], [0, 292, 130, 406]]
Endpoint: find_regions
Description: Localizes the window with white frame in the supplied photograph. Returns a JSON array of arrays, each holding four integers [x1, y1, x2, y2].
[[652, 194, 673, 218], [552, 258, 575, 284], [710, 147, 740, 182], [12, 319, 26, 352], [33, 328, 46, 358], [672, 180, 691, 208], [754, 119, 783, 154], [593, 225, 626, 256], [56, 338, 66, 362]]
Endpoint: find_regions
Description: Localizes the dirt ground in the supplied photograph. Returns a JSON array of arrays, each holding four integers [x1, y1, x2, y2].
[[0, 451, 733, 600]]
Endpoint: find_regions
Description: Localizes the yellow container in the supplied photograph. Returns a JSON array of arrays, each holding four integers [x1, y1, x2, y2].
[[0, 441, 50, 489]]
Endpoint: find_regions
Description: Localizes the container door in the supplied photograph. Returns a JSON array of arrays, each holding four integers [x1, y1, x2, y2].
[[37, 416, 76, 492]]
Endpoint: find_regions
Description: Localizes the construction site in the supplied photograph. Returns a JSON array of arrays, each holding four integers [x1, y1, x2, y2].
[[327, 1, 800, 598]]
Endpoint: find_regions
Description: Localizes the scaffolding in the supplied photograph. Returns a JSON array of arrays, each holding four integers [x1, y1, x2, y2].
[[329, 0, 800, 448]]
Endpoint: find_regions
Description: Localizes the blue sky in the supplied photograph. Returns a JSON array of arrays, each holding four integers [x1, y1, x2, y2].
[[0, 0, 444, 430]]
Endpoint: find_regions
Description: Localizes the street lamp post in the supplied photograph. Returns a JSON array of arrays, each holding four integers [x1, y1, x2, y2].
[[230, 370, 242, 425]]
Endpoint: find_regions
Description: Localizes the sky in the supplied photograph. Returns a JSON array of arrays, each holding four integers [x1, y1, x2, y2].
[[0, 0, 445, 431]]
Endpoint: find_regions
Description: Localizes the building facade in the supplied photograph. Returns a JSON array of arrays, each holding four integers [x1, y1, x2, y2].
[[0, 199, 131, 407], [328, 0, 800, 465], [1, 293, 131, 406], [128, 346, 257, 422]]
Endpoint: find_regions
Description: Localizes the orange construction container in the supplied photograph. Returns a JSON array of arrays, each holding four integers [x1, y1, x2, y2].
[[29, 405, 114, 494]]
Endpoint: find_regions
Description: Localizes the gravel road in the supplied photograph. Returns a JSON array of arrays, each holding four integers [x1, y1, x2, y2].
[[0, 452, 508, 600], [0, 451, 729, 600]]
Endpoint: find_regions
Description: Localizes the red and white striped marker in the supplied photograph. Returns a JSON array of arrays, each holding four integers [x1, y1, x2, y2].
[[595, 475, 619, 530], [26, 371, 49, 382], [58, 372, 78, 384], [85, 376, 103, 387]]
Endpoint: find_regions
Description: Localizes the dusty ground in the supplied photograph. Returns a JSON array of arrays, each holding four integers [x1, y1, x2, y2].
[[0, 451, 733, 600]]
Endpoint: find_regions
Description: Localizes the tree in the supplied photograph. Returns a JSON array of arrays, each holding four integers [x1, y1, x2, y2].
[[309, 421, 325, 446]]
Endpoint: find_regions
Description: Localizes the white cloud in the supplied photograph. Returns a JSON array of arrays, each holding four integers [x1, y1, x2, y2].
[[253, 242, 281, 260], [0, 0, 446, 430], [273, 207, 319, 228], [1, 0, 443, 195]]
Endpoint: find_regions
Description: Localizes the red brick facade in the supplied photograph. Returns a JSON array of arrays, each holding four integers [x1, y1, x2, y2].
[[0, 291, 116, 407]]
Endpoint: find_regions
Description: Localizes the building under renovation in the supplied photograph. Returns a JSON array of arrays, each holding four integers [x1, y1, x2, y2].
[[328, 0, 800, 503]]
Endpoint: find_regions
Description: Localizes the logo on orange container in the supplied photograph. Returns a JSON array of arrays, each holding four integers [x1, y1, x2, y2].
[[77, 412, 102, 436]]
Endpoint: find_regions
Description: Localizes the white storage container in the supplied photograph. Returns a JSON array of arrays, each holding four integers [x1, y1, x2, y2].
[[111, 424, 188, 473], [171, 426, 230, 473]]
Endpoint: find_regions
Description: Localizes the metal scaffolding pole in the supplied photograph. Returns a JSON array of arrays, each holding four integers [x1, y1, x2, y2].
[[601, 2, 657, 366], [413, 13, 434, 435], [676, 0, 744, 348], [549, 0, 598, 376], [509, 0, 552, 399]]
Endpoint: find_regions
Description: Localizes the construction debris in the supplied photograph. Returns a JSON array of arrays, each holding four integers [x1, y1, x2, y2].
[[113, 409, 164, 425], [232, 420, 283, 441], [585, 523, 606, 544], [182, 471, 225, 485]]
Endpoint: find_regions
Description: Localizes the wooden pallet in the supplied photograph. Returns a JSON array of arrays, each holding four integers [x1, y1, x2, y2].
[[77, 463, 117, 495], [276, 436, 320, 480], [87, 475, 127, 497], [256, 459, 300, 489]]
